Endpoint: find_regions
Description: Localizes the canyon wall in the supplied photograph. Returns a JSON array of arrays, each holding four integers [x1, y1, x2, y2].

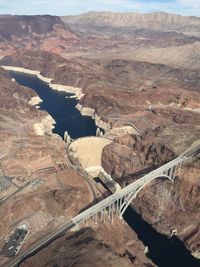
[[102, 133, 200, 256]]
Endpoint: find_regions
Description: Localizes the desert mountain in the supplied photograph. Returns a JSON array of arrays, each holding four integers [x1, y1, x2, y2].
[[61, 12, 200, 70], [0, 12, 200, 70], [0, 15, 78, 58], [0, 15, 75, 40], [0, 11, 200, 266], [61, 11, 200, 37]]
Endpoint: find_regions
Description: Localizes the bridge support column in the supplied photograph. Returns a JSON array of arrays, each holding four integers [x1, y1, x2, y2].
[[94, 213, 98, 223], [117, 198, 121, 218], [100, 210, 104, 222], [105, 208, 109, 222], [119, 196, 126, 219], [116, 199, 120, 215], [172, 166, 177, 180], [163, 167, 176, 182], [119, 191, 139, 218], [103, 209, 106, 222], [108, 204, 112, 221], [104, 209, 107, 222], [91, 213, 98, 224], [168, 167, 174, 180], [111, 203, 114, 223]]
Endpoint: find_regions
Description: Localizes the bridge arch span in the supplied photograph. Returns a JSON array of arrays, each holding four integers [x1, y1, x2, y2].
[[119, 174, 174, 217], [134, 174, 174, 197]]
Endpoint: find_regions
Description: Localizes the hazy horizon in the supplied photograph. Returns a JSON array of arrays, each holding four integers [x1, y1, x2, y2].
[[0, 10, 199, 19], [0, 0, 199, 17]]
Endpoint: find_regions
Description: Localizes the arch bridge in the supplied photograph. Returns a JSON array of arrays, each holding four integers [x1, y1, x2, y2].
[[72, 149, 198, 226], [4, 148, 199, 267]]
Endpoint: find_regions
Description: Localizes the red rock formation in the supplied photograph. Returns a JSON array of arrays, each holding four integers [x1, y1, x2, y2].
[[0, 12, 200, 264], [0, 67, 151, 267]]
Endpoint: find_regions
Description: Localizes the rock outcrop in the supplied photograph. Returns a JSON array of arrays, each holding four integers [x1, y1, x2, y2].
[[102, 132, 176, 179], [0, 11, 199, 265], [0, 66, 151, 267], [21, 226, 154, 267], [102, 133, 200, 256]]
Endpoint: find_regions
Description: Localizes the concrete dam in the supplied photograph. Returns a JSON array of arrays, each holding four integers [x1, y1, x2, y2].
[[68, 136, 121, 192]]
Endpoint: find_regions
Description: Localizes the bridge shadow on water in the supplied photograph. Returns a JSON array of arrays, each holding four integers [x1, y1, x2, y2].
[[123, 206, 200, 267]]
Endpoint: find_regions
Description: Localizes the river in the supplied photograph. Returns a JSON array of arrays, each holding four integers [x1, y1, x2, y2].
[[10, 71, 200, 267]]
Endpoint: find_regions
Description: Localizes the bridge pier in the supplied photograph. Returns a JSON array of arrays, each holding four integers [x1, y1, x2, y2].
[[173, 166, 177, 180], [104, 209, 107, 222], [168, 167, 174, 179], [118, 196, 126, 218], [74, 154, 190, 228], [111, 203, 114, 223], [119, 192, 136, 218], [100, 210, 104, 222], [108, 204, 112, 220], [162, 165, 178, 181], [119, 197, 123, 210], [91, 213, 98, 224], [105, 207, 109, 222], [170, 166, 177, 181]]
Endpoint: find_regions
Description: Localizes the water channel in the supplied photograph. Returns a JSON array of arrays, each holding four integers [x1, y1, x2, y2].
[[10, 71, 200, 267]]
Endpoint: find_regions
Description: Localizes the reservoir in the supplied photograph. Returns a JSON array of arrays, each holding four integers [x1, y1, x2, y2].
[[10, 71, 200, 267], [9, 71, 97, 139]]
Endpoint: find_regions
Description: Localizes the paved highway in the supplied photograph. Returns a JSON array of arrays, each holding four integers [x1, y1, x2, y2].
[[3, 148, 198, 267], [2, 221, 76, 267]]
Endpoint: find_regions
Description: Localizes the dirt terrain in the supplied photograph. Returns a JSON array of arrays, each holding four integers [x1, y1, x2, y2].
[[21, 225, 153, 267], [0, 11, 199, 266], [101, 133, 200, 256], [0, 65, 151, 266]]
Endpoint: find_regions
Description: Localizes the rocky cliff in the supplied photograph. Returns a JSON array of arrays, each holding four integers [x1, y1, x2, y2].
[[101, 133, 200, 257], [0, 11, 199, 265], [0, 67, 151, 266], [1, 50, 199, 155]]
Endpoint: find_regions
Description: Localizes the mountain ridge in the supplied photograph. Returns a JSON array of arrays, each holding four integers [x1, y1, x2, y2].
[[61, 11, 200, 37]]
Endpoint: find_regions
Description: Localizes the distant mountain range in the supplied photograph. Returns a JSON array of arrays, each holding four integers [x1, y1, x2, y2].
[[61, 11, 200, 37], [0, 11, 200, 267], [0, 12, 200, 70]]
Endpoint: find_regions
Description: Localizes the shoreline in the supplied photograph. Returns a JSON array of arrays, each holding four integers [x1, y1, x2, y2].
[[76, 103, 111, 132], [33, 114, 56, 137], [2, 65, 84, 99], [29, 96, 43, 107], [2, 65, 112, 135]]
